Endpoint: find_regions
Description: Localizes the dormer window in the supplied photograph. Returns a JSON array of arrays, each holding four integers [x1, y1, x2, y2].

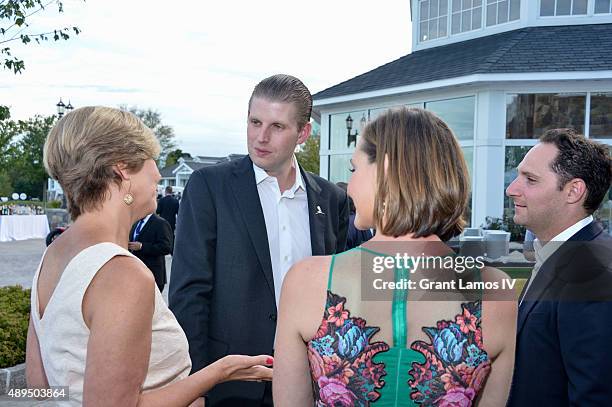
[[419, 0, 521, 42], [540, 0, 611, 16]]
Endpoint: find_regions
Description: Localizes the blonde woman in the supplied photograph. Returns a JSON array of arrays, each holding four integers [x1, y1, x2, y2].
[[25, 107, 272, 406]]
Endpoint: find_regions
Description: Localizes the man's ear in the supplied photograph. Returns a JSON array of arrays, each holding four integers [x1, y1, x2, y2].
[[297, 122, 312, 145], [565, 178, 587, 205]]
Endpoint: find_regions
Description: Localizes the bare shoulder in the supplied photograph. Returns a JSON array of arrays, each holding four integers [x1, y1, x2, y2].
[[83, 255, 155, 326], [283, 256, 332, 295]]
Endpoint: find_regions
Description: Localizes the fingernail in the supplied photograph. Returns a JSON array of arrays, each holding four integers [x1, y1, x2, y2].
[[266, 357, 274, 365]]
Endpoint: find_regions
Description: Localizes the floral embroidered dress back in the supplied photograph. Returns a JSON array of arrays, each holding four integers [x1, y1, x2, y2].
[[307, 247, 491, 406]]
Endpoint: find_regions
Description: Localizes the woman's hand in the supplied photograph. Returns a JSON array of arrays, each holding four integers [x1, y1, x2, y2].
[[212, 355, 274, 383]]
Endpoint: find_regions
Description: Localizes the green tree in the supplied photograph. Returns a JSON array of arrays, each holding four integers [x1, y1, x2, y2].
[[296, 134, 320, 175], [1, 0, 81, 74], [121, 106, 177, 164], [5, 115, 54, 200], [0, 171, 12, 196], [165, 149, 192, 167]]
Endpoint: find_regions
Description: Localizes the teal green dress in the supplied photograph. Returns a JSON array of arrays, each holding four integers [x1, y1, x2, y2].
[[306, 247, 491, 406]]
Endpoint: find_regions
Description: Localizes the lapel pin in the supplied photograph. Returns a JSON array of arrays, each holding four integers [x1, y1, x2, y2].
[[315, 205, 325, 215]]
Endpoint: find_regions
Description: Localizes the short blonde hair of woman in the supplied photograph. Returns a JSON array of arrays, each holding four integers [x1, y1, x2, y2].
[[44, 106, 161, 220], [360, 107, 470, 241]]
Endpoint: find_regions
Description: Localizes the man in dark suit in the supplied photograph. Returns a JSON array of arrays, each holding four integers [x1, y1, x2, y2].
[[129, 213, 174, 292], [506, 128, 612, 406], [157, 186, 180, 231], [169, 74, 349, 406]]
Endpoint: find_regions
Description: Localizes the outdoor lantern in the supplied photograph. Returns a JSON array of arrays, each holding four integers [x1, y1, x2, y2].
[[56, 99, 66, 118], [346, 114, 357, 148], [345, 114, 353, 131], [66, 101, 74, 112], [360, 113, 367, 128]]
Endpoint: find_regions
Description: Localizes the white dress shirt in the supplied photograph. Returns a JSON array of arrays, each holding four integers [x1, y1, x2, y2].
[[133, 214, 152, 241], [253, 156, 312, 308], [520, 215, 593, 305]]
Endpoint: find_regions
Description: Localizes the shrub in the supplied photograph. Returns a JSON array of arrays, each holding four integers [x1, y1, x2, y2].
[[0, 285, 31, 368], [47, 200, 62, 209]]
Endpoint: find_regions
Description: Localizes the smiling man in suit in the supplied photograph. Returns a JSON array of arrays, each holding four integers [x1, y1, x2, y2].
[[169, 74, 349, 406], [506, 128, 612, 406]]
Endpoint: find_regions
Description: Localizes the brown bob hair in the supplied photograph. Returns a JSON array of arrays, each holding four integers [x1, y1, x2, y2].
[[360, 107, 470, 241], [44, 106, 160, 220]]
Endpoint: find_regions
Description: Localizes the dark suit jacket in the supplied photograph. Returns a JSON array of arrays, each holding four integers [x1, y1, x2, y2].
[[346, 213, 373, 250], [157, 194, 180, 230], [169, 156, 349, 406], [130, 214, 173, 291], [508, 221, 612, 406]]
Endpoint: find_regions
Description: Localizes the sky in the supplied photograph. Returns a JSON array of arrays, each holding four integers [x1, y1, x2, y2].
[[1, 0, 413, 157]]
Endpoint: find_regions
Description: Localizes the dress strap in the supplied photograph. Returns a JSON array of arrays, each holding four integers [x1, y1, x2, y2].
[[392, 263, 411, 348]]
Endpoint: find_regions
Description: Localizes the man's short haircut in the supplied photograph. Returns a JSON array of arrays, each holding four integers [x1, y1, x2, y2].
[[361, 107, 470, 241], [248, 74, 312, 130], [540, 128, 612, 214], [165, 185, 173, 194]]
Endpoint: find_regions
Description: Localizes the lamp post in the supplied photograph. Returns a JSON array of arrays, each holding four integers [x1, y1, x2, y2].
[[345, 113, 367, 148], [56, 99, 66, 118]]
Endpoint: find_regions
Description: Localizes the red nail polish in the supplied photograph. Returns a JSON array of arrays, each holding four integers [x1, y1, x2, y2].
[[266, 357, 274, 365]]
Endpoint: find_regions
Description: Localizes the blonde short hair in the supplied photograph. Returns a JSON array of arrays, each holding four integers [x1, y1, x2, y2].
[[361, 107, 470, 241], [44, 106, 160, 219]]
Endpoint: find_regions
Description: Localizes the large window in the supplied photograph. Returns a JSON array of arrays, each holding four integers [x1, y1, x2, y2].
[[486, 0, 521, 26], [541, 0, 591, 16], [328, 154, 352, 184], [329, 110, 367, 150], [506, 93, 586, 139], [590, 93, 612, 139], [426, 96, 476, 141], [420, 0, 449, 41]]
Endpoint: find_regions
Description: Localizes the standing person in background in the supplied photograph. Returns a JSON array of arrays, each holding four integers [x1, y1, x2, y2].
[[157, 186, 180, 232], [170, 74, 349, 406], [129, 213, 173, 292]]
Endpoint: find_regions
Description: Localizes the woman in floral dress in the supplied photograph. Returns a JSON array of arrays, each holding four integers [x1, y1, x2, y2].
[[273, 108, 517, 406]]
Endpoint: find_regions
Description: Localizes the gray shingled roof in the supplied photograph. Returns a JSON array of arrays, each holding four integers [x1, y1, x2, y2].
[[314, 23, 612, 101]]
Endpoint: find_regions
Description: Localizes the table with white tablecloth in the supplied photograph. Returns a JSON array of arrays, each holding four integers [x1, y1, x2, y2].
[[0, 215, 51, 242]]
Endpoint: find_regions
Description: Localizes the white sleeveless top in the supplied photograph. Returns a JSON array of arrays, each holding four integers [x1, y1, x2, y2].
[[30, 242, 191, 405]]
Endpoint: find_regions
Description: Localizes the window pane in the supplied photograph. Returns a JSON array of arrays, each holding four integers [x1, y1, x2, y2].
[[452, 12, 462, 33], [430, 19, 439, 39], [504, 146, 532, 217], [595, 0, 611, 13], [573, 0, 588, 14], [420, 21, 429, 40], [430, 0, 439, 18], [541, 0, 555, 16], [556, 0, 571, 15], [474, 0, 482, 6], [439, 15, 449, 36], [487, 3, 497, 25], [499, 0, 508, 23], [425, 96, 476, 141], [420, 0, 429, 21], [440, 0, 449, 15], [329, 155, 352, 184], [329, 111, 368, 149], [506, 94, 586, 139], [463, 0, 472, 8], [590, 93, 612, 139], [462, 10, 472, 31], [473, 6, 482, 29], [462, 145, 474, 227], [510, 0, 521, 20], [453, 0, 462, 12]]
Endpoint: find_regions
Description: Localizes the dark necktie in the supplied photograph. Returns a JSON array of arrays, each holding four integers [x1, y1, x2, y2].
[[133, 219, 145, 241]]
